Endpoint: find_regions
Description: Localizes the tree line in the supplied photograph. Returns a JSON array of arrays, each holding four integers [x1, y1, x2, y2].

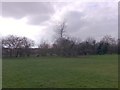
[[2, 22, 119, 57], [2, 34, 119, 57]]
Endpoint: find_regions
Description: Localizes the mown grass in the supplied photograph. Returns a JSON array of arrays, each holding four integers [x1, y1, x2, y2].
[[2, 55, 118, 88]]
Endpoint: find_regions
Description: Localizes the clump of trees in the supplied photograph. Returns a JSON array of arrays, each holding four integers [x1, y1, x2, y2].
[[1, 21, 119, 57]]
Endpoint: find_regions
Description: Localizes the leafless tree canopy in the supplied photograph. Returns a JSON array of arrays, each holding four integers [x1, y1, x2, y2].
[[2, 35, 34, 57], [55, 21, 67, 39]]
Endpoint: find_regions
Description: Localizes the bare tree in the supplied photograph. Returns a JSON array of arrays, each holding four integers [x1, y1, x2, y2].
[[55, 21, 67, 39], [85, 37, 96, 54], [38, 41, 50, 56], [53, 21, 67, 56], [19, 37, 34, 57], [102, 35, 116, 45], [101, 35, 117, 54], [2, 35, 19, 57], [2, 35, 34, 57]]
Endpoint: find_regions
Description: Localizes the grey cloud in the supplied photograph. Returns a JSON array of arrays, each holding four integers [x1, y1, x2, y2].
[[28, 14, 51, 25], [0, 2, 2, 16], [63, 2, 117, 40], [2, 2, 55, 25], [65, 11, 86, 33], [1, 2, 117, 42]]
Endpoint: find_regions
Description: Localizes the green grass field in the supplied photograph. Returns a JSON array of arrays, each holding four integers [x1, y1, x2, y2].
[[2, 55, 118, 88]]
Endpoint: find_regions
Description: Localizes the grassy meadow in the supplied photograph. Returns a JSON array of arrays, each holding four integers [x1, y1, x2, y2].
[[2, 55, 118, 88]]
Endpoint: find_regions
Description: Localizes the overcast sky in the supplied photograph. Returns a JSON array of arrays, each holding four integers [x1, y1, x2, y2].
[[0, 0, 118, 44]]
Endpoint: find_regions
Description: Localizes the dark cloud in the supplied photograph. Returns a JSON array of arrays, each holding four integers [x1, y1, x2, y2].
[[2, 2, 54, 25]]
